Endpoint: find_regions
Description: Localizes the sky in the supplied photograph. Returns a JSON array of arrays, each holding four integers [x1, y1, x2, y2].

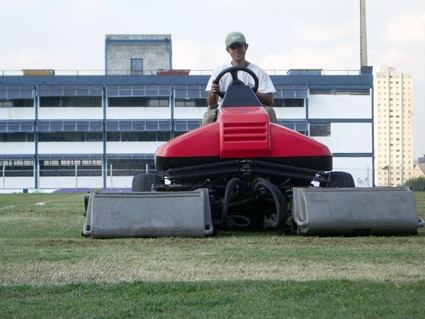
[[1, 0, 424, 159]]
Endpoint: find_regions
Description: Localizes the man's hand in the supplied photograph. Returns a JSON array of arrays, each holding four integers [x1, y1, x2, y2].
[[210, 81, 220, 94], [207, 81, 220, 107]]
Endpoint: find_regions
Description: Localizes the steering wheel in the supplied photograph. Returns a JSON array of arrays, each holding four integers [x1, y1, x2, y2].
[[213, 66, 259, 98]]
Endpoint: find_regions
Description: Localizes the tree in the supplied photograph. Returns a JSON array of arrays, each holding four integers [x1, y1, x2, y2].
[[404, 176, 425, 191]]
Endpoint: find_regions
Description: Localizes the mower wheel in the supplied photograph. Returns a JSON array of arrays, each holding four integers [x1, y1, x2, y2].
[[132, 173, 162, 192], [321, 171, 355, 188]]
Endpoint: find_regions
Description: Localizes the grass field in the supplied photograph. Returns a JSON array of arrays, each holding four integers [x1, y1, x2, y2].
[[1, 192, 425, 318]]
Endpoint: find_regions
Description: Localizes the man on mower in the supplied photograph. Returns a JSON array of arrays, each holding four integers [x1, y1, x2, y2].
[[202, 31, 277, 126]]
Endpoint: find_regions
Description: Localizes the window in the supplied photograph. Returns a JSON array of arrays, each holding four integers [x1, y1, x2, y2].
[[272, 99, 283, 107], [149, 97, 169, 107], [0, 100, 12, 107], [278, 121, 308, 135], [174, 120, 202, 133], [131, 58, 143, 75], [176, 99, 194, 107], [310, 124, 331, 137], [109, 97, 147, 107], [108, 97, 168, 107], [40, 96, 101, 107], [0, 98, 33, 107], [0, 132, 34, 142], [0, 160, 34, 177], [107, 158, 154, 176], [38, 132, 102, 142], [106, 131, 170, 142], [39, 159, 102, 177], [175, 86, 208, 100], [175, 98, 207, 107], [272, 99, 304, 107], [105, 119, 171, 142], [310, 89, 370, 95], [37, 120, 102, 142], [283, 99, 304, 107]]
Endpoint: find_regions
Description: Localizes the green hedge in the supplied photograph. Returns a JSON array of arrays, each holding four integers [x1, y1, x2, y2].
[[405, 176, 425, 191]]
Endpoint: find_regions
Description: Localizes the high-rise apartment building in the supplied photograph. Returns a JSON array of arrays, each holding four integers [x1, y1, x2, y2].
[[374, 66, 414, 186]]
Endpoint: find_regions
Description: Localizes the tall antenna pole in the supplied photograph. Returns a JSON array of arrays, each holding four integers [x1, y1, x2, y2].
[[360, 0, 368, 67]]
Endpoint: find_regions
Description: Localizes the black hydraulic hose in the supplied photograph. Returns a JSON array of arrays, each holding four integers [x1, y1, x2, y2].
[[223, 177, 251, 228], [254, 178, 287, 229], [227, 197, 257, 207]]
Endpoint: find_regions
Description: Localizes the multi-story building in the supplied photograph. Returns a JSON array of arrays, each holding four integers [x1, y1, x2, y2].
[[0, 35, 375, 191], [374, 66, 414, 186]]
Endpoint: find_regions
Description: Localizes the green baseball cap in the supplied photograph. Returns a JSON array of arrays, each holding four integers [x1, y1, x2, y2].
[[225, 32, 246, 48]]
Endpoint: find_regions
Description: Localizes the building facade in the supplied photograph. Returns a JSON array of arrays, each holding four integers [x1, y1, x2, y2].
[[0, 69, 374, 191], [374, 66, 414, 186]]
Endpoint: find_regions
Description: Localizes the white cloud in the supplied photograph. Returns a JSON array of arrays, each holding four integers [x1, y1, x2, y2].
[[290, 23, 353, 46], [172, 40, 228, 71], [260, 42, 357, 71], [0, 47, 76, 71], [382, 11, 425, 48]]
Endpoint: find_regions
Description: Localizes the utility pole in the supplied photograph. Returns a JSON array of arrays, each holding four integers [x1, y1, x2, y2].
[[360, 0, 368, 67]]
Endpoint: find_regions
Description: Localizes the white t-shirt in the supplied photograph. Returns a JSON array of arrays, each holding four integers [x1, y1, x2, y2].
[[206, 62, 276, 106]]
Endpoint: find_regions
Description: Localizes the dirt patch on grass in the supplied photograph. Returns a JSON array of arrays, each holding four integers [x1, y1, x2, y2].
[[2, 254, 424, 284], [3, 234, 425, 285]]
